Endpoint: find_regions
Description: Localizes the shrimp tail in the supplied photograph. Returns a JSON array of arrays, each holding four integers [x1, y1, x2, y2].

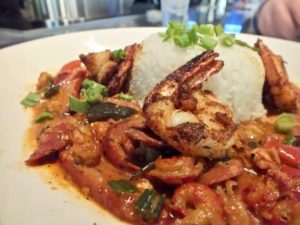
[[144, 51, 224, 110], [256, 39, 300, 113]]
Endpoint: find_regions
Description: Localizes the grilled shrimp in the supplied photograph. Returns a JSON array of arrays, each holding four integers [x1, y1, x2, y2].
[[171, 183, 225, 225], [256, 39, 300, 112], [80, 50, 118, 84], [80, 44, 140, 95], [143, 51, 236, 159]]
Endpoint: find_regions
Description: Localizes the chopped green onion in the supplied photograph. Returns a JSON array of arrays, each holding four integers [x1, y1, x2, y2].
[[220, 34, 235, 47], [199, 36, 218, 50], [108, 180, 138, 194], [81, 79, 108, 103], [20, 92, 40, 107], [135, 189, 165, 222], [82, 79, 108, 96], [235, 39, 258, 51], [174, 33, 191, 48], [214, 24, 224, 36], [187, 27, 199, 44], [112, 49, 125, 60], [81, 88, 102, 103], [44, 85, 60, 99], [68, 95, 90, 114], [35, 111, 54, 123], [161, 21, 254, 50], [197, 24, 215, 36], [284, 135, 297, 145], [168, 20, 183, 29], [168, 20, 186, 35], [274, 113, 296, 133], [120, 92, 134, 101]]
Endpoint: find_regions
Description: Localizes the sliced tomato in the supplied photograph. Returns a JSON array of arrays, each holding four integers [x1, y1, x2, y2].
[[278, 145, 300, 168], [53, 60, 86, 85], [281, 164, 300, 178], [264, 136, 300, 168], [59, 60, 81, 73], [53, 69, 86, 85]]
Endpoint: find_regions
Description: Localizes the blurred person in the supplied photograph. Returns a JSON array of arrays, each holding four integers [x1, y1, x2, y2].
[[255, 0, 300, 41]]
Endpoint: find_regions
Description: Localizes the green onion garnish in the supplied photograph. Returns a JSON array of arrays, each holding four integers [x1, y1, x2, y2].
[[81, 79, 108, 103], [214, 24, 224, 36], [108, 180, 138, 194], [120, 92, 134, 101], [167, 20, 186, 36], [20, 92, 40, 107], [112, 49, 125, 60], [161, 21, 186, 41], [160, 21, 257, 52], [197, 24, 215, 36], [68, 95, 90, 114], [199, 36, 218, 50], [161, 22, 219, 50], [35, 111, 54, 123], [174, 33, 191, 48], [135, 189, 165, 222], [69, 79, 110, 114], [284, 135, 297, 145], [220, 34, 235, 47], [187, 27, 199, 43], [274, 113, 296, 133]]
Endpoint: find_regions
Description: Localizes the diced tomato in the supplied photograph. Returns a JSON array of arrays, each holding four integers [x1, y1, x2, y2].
[[264, 137, 300, 168], [59, 60, 81, 73]]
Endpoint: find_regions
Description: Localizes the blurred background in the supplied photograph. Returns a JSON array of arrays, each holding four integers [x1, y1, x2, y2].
[[0, 0, 265, 48]]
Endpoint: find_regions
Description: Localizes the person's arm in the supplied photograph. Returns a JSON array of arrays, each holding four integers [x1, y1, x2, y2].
[[256, 0, 300, 40]]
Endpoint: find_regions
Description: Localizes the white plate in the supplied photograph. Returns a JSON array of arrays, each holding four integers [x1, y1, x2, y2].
[[0, 28, 300, 225]]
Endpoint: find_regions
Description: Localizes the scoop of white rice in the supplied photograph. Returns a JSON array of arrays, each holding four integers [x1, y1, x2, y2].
[[130, 33, 266, 122]]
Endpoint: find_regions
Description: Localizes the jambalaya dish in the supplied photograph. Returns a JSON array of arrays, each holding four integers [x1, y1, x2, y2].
[[21, 23, 300, 225]]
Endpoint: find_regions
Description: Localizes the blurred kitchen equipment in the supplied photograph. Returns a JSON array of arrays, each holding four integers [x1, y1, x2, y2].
[[30, 0, 134, 28]]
